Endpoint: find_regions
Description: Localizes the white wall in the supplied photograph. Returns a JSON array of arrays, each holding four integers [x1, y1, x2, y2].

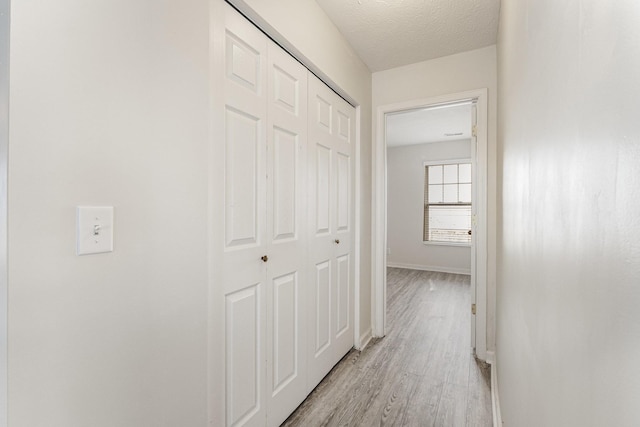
[[8, 1, 210, 425], [229, 0, 374, 342], [387, 140, 471, 274], [497, 1, 640, 426], [373, 45, 497, 352]]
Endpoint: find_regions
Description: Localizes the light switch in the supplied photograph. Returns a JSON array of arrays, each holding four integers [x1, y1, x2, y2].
[[76, 206, 114, 255]]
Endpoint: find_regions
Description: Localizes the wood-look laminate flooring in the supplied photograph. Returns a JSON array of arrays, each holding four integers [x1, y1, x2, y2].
[[282, 268, 492, 427]]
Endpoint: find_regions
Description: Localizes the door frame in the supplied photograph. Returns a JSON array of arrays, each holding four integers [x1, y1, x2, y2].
[[372, 89, 489, 361]]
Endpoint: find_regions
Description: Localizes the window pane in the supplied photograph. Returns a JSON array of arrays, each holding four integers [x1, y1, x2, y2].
[[459, 163, 471, 183], [443, 184, 457, 202], [459, 183, 471, 203], [428, 184, 442, 203], [427, 205, 471, 243], [443, 164, 458, 183], [428, 165, 443, 184]]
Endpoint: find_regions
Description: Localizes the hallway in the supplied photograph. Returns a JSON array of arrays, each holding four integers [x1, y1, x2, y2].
[[283, 268, 492, 426]]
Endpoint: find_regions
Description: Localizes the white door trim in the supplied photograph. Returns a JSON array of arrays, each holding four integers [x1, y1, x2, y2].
[[372, 89, 489, 361], [353, 105, 362, 350], [0, 0, 9, 424]]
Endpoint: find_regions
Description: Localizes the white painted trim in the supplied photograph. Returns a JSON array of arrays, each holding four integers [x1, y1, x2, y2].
[[372, 107, 387, 338], [386, 263, 471, 276], [353, 105, 362, 350], [491, 358, 503, 427], [373, 89, 489, 359], [486, 350, 495, 365], [357, 328, 372, 352], [0, 0, 8, 425]]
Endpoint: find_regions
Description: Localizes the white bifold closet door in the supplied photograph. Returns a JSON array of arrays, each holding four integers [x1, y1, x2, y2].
[[263, 38, 309, 427], [306, 75, 356, 390], [211, 2, 354, 426]]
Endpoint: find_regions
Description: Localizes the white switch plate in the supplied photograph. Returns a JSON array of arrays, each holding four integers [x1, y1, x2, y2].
[[76, 206, 114, 255]]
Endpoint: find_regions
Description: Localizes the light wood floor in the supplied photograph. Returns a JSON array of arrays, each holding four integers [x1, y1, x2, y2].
[[282, 268, 492, 427]]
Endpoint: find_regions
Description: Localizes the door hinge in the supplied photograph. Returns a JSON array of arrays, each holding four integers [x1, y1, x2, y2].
[[471, 303, 476, 315], [472, 125, 477, 138]]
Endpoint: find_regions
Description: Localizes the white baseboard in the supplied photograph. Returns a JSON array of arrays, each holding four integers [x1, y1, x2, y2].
[[491, 357, 503, 427], [357, 328, 372, 351], [386, 262, 471, 276]]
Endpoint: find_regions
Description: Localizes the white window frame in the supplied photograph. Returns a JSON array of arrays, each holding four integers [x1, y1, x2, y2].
[[422, 158, 472, 247]]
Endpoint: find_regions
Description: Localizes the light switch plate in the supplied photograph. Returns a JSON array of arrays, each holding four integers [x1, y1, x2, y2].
[[76, 206, 114, 255]]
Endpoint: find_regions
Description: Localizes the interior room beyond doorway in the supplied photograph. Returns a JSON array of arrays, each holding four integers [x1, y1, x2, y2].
[[386, 102, 473, 275]]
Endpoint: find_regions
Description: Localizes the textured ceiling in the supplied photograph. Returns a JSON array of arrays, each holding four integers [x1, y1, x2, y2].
[[315, 0, 500, 72], [386, 103, 471, 147]]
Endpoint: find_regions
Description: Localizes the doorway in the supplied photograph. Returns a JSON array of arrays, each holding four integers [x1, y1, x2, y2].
[[372, 89, 489, 360]]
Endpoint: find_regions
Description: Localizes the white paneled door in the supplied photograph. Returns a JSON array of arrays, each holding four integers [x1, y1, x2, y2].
[[212, 2, 355, 426], [214, 6, 268, 426], [264, 42, 309, 427], [307, 75, 356, 390]]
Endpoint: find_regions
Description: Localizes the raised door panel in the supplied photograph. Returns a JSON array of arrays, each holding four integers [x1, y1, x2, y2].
[[336, 110, 350, 142], [335, 254, 350, 338], [313, 260, 332, 357], [272, 66, 298, 116], [314, 143, 332, 235], [271, 273, 298, 393], [226, 285, 262, 427], [336, 152, 350, 233], [226, 32, 261, 94], [225, 108, 262, 249], [271, 128, 297, 242], [315, 95, 332, 134]]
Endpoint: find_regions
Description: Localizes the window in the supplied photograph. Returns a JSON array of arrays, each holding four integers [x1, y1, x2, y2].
[[423, 161, 472, 244]]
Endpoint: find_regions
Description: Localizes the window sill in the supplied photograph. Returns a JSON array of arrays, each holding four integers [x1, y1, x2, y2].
[[422, 241, 471, 248]]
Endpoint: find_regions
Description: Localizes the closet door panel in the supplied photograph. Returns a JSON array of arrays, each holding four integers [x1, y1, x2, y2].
[[307, 75, 355, 390], [265, 41, 308, 427], [213, 4, 269, 426], [331, 98, 356, 359], [306, 76, 335, 389]]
